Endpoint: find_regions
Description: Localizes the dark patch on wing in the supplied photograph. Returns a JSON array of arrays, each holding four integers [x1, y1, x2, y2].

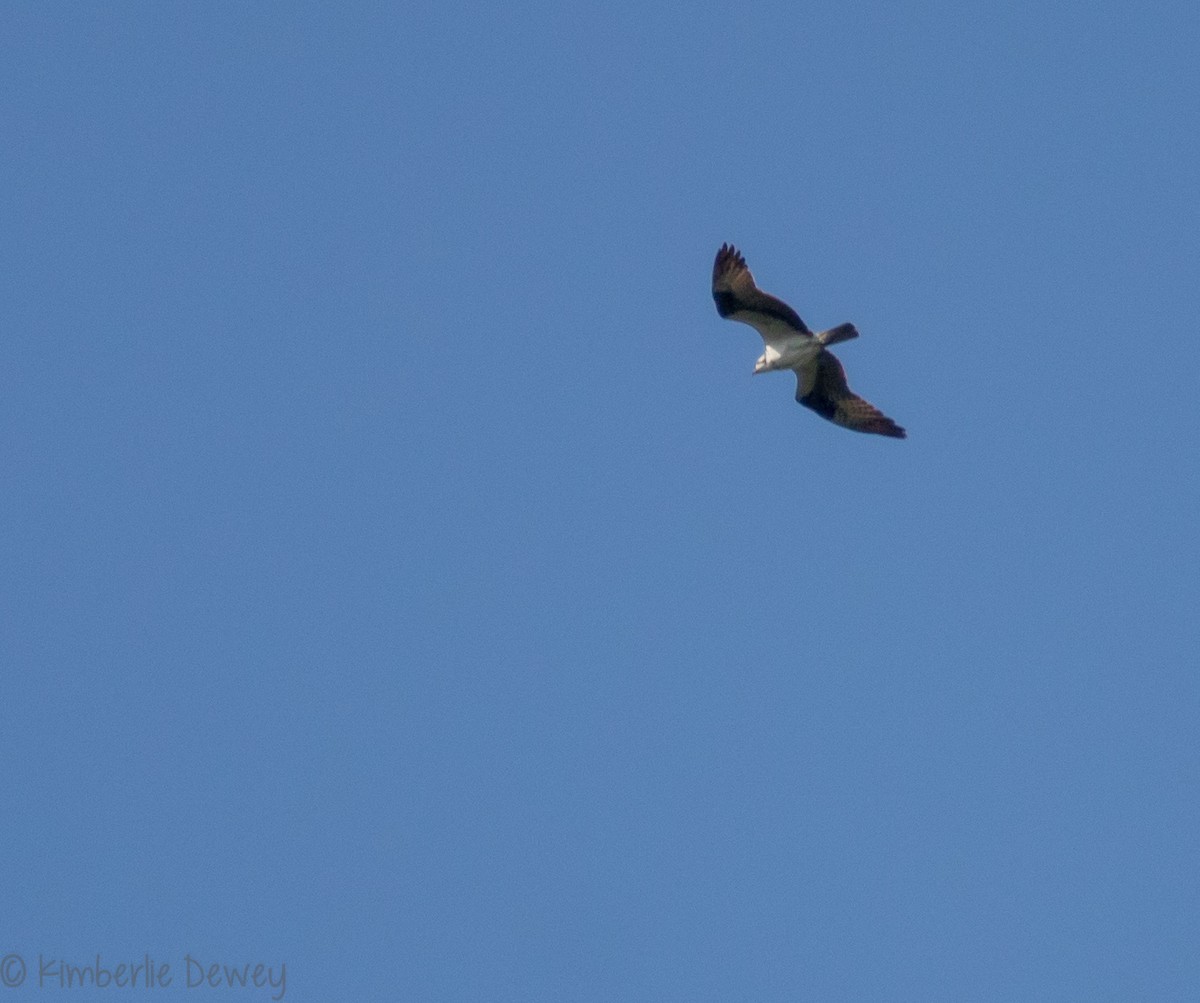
[[753, 294, 807, 333], [712, 290, 741, 319], [795, 351, 906, 438], [797, 389, 838, 422], [711, 243, 809, 333]]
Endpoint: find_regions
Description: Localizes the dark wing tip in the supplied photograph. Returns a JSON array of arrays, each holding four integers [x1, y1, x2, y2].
[[713, 243, 747, 285], [871, 419, 907, 439], [841, 405, 906, 438]]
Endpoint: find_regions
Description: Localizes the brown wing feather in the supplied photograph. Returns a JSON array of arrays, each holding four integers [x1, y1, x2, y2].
[[712, 243, 810, 334], [712, 244, 761, 297], [796, 351, 906, 439]]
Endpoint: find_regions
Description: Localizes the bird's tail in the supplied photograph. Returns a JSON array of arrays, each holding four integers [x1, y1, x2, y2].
[[816, 323, 858, 347]]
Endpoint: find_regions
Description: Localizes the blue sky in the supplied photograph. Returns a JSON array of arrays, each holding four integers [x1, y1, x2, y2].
[[3, 3, 1199, 999]]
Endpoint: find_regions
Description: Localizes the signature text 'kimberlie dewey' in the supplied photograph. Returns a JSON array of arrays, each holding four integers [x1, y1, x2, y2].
[[38, 954, 286, 999]]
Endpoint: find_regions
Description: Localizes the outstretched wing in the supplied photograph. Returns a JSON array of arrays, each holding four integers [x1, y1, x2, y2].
[[712, 243, 810, 344], [795, 350, 906, 438]]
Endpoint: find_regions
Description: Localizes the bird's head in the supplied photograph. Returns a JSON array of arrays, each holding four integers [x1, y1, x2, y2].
[[753, 356, 770, 375]]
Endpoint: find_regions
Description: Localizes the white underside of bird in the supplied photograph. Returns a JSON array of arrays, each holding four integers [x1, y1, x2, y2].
[[753, 330, 823, 375]]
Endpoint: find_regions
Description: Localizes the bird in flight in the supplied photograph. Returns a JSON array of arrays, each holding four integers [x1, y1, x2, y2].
[[712, 243, 905, 438]]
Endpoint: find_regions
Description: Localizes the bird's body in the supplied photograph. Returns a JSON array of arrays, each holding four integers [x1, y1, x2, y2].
[[751, 328, 823, 375], [711, 243, 905, 438]]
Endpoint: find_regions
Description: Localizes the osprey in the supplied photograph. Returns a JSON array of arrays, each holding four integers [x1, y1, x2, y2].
[[712, 243, 905, 438]]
